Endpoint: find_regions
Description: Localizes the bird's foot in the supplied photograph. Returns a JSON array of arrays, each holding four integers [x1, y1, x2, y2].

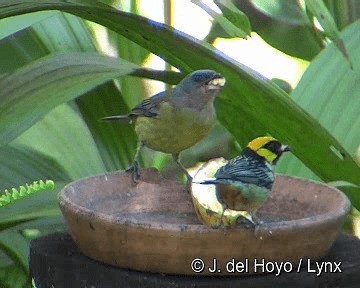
[[126, 162, 140, 184], [237, 217, 256, 229], [172, 153, 192, 191], [237, 213, 262, 229], [250, 213, 263, 226], [184, 173, 193, 193], [184, 184, 192, 194], [177, 167, 192, 193]]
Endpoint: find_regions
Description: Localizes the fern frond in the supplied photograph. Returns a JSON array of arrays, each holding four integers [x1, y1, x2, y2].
[[0, 180, 55, 207]]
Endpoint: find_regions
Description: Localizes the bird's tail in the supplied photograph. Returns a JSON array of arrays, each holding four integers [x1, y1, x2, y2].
[[193, 179, 218, 185], [101, 115, 131, 122]]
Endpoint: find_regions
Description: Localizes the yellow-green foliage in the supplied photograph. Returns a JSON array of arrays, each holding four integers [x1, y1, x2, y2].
[[0, 180, 55, 207]]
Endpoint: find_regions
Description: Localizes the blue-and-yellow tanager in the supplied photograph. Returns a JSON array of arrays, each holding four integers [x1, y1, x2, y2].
[[102, 70, 226, 183], [201, 136, 290, 223]]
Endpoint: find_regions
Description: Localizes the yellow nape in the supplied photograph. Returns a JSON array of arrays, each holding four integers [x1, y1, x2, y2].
[[247, 136, 275, 151]]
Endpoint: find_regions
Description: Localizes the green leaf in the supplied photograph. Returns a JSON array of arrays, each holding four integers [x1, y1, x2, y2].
[[305, 0, 339, 36], [214, 0, 252, 37], [0, 11, 138, 173], [0, 11, 57, 41], [0, 180, 55, 208], [252, 0, 309, 25], [0, 145, 70, 192], [208, 0, 321, 60], [0, 230, 30, 272], [0, 123, 68, 273], [0, 52, 138, 147], [29, 12, 139, 170], [0, 264, 27, 288], [96, 0, 151, 109], [192, 0, 250, 39], [0, 143, 68, 227], [11, 215, 65, 236], [0, 26, 47, 74], [15, 103, 107, 179], [305, 0, 351, 65], [113, 34, 150, 109], [327, 181, 360, 189], [0, 250, 13, 268], [322, 0, 355, 30], [0, 216, 64, 273], [277, 20, 360, 204], [0, 183, 63, 227], [77, 85, 138, 170], [0, 1, 359, 208], [32, 11, 94, 52]]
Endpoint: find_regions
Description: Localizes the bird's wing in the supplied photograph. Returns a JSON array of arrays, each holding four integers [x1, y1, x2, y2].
[[129, 90, 171, 118], [214, 156, 274, 189]]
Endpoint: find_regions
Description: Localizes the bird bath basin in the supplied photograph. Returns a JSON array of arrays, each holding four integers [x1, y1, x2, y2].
[[58, 168, 350, 275]]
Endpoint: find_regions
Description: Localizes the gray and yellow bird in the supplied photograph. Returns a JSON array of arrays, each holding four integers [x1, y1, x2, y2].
[[201, 136, 290, 223], [102, 70, 226, 183]]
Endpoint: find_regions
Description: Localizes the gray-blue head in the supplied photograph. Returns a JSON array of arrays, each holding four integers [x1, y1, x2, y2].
[[173, 70, 226, 108], [181, 69, 225, 91]]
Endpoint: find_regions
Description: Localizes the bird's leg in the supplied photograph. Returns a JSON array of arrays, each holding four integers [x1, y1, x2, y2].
[[236, 210, 262, 229], [172, 153, 192, 186], [249, 212, 263, 226], [126, 142, 144, 184], [237, 216, 256, 228]]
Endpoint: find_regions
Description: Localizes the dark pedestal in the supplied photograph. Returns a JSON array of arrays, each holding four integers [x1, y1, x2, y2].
[[30, 233, 360, 288]]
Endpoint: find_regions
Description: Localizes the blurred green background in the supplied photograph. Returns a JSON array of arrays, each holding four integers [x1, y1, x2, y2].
[[0, 0, 359, 286]]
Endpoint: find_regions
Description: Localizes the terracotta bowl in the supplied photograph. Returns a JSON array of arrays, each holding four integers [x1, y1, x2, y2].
[[58, 169, 350, 275]]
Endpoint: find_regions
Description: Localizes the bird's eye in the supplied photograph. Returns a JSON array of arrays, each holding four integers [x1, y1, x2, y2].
[[263, 141, 282, 154], [192, 74, 208, 83]]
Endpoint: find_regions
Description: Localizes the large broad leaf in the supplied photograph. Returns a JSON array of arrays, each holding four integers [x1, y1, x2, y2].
[[0, 1, 359, 207], [14, 104, 107, 179], [77, 85, 138, 170], [0, 143, 66, 274], [0, 264, 27, 288], [0, 137, 67, 225], [0, 10, 57, 41], [193, 0, 251, 39], [0, 51, 138, 147], [277, 21, 360, 185], [0, 144, 69, 227], [0, 145, 70, 192], [0, 230, 30, 274], [304, 0, 351, 65], [27, 12, 138, 170], [251, 0, 307, 24], [323, 0, 359, 30], [218, 0, 322, 60], [100, 1, 151, 109]]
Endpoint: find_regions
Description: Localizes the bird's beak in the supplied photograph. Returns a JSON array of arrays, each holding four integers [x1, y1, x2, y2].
[[207, 74, 226, 90], [282, 145, 291, 152]]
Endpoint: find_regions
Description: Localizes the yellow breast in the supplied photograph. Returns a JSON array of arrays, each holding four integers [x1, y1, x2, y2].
[[134, 102, 215, 154]]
